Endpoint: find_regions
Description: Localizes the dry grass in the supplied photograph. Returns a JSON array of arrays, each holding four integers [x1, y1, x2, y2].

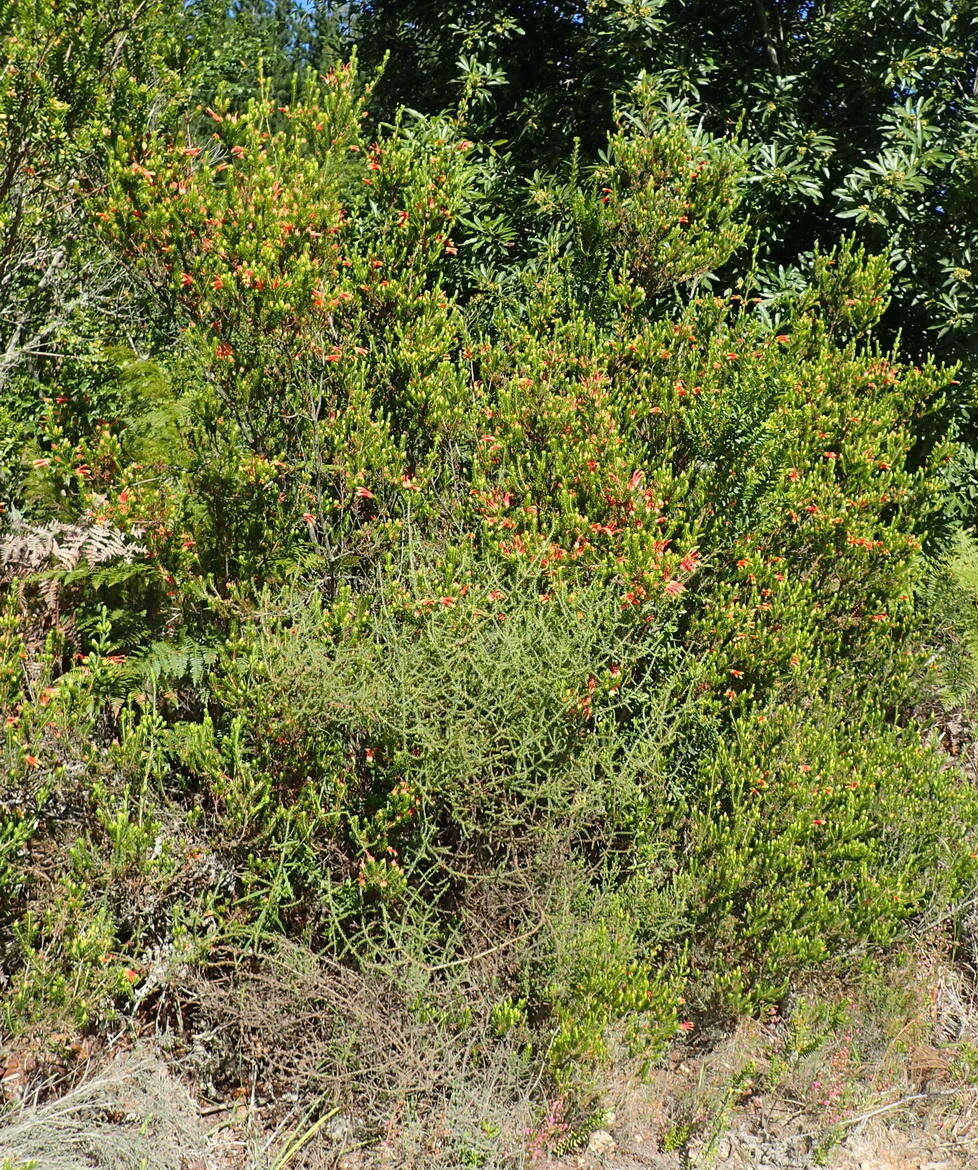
[[8, 939, 978, 1170], [0, 1052, 206, 1169], [177, 939, 542, 1170]]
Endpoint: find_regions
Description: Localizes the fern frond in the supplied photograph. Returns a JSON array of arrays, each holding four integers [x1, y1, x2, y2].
[[0, 517, 144, 579], [122, 639, 217, 687]]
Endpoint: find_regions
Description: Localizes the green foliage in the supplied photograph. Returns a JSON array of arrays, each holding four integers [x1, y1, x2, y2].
[[530, 98, 747, 312], [0, 0, 189, 394], [2, 3, 978, 1155], [920, 532, 978, 702], [685, 701, 977, 1008], [345, 0, 978, 362]]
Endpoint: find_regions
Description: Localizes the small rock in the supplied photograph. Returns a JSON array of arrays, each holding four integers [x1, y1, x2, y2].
[[586, 1129, 617, 1158], [323, 1112, 356, 1142]]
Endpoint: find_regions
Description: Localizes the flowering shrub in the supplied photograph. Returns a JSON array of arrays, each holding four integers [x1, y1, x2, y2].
[[98, 68, 477, 581], [2, 33, 976, 1157]]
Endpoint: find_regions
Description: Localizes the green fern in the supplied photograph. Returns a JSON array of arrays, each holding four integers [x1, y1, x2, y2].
[[121, 638, 216, 688]]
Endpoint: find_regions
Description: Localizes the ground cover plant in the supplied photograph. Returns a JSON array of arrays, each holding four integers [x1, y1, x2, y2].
[[2, 1, 978, 1165]]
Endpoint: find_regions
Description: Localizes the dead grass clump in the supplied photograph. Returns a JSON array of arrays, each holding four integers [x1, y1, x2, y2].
[[0, 1052, 206, 1169], [180, 939, 541, 1169]]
